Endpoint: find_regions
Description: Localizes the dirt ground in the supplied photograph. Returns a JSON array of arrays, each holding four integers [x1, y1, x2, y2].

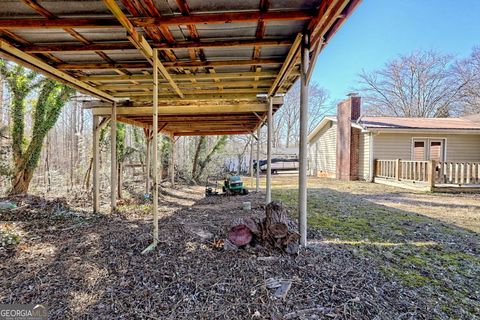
[[1, 176, 479, 319]]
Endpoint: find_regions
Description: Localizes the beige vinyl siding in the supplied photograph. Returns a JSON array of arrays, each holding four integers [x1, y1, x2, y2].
[[309, 122, 337, 175], [358, 133, 370, 180], [373, 133, 480, 162]]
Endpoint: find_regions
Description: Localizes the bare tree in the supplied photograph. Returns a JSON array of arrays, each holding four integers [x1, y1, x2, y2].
[[274, 81, 329, 147], [358, 50, 465, 118], [453, 47, 480, 115]]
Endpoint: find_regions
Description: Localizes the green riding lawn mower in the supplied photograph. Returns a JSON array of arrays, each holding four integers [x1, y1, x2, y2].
[[205, 175, 249, 197]]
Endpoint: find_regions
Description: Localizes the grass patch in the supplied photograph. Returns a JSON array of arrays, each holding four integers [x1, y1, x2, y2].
[[271, 179, 480, 319]]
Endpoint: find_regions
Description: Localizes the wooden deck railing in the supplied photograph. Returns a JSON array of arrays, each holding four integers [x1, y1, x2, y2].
[[435, 162, 480, 185], [374, 159, 480, 189]]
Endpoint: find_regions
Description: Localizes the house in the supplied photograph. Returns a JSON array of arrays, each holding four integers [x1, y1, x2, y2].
[[308, 95, 480, 190]]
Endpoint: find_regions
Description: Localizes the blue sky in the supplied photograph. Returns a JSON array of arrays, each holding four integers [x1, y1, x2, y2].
[[311, 0, 480, 108]]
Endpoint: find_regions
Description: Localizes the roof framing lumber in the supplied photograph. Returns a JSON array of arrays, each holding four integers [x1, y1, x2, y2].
[[79, 71, 283, 82], [0, 10, 312, 30], [122, 93, 261, 102], [102, 0, 183, 98], [86, 95, 282, 106], [117, 116, 150, 129], [92, 103, 268, 116], [55, 58, 283, 70], [174, 130, 253, 136], [22, 39, 293, 53], [20, 0, 130, 77], [0, 39, 113, 102], [111, 88, 267, 97], [96, 80, 273, 91], [129, 115, 260, 122], [268, 33, 302, 96], [0, 0, 361, 136]]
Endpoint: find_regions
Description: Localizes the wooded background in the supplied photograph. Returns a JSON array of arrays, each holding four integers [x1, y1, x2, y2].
[[0, 47, 479, 196]]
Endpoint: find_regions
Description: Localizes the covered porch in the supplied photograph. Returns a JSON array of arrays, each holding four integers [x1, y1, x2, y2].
[[0, 0, 361, 249]]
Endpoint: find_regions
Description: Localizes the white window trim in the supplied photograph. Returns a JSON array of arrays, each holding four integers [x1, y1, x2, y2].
[[411, 137, 447, 161]]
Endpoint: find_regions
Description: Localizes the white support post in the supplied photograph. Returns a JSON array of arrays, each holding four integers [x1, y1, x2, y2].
[[266, 98, 273, 204], [249, 134, 254, 188], [256, 126, 260, 193], [299, 33, 310, 247], [145, 130, 151, 194], [110, 102, 117, 212], [143, 49, 159, 254], [170, 137, 175, 186], [92, 115, 100, 213]]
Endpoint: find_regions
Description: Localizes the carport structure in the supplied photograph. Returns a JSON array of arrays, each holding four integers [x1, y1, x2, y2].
[[0, 0, 361, 250]]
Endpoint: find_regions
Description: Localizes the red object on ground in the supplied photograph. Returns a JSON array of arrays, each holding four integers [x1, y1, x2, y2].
[[227, 225, 252, 246]]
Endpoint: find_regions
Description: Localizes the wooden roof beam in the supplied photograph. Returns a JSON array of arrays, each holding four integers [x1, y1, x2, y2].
[[22, 39, 294, 53], [125, 93, 261, 102], [111, 88, 267, 97], [79, 71, 282, 82], [92, 103, 268, 116], [20, 0, 130, 77], [307, 0, 360, 81], [55, 58, 283, 70], [0, 11, 313, 29], [102, 0, 183, 98], [0, 39, 113, 101], [174, 130, 254, 136], [268, 33, 302, 96], [96, 80, 273, 91]]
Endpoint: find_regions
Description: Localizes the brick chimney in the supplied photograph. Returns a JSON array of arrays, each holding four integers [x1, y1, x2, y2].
[[336, 94, 361, 181]]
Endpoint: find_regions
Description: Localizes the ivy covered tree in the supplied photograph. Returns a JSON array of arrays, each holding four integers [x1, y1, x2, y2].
[[191, 135, 228, 183], [0, 60, 74, 194]]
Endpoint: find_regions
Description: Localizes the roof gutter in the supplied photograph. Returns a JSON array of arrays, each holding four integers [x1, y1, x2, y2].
[[367, 128, 480, 135]]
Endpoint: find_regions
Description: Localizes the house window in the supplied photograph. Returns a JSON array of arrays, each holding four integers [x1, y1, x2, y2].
[[413, 140, 426, 161], [429, 140, 444, 161], [412, 139, 445, 161]]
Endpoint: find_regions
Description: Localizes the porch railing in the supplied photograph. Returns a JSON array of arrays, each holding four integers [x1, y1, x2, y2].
[[435, 162, 480, 185], [374, 159, 480, 189]]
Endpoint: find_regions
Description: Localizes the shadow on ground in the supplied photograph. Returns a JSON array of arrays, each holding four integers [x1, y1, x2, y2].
[[274, 187, 480, 319], [1, 184, 479, 319]]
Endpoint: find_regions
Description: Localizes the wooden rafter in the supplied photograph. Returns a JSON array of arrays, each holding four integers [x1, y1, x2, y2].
[[96, 80, 273, 91], [0, 11, 313, 29], [55, 58, 283, 70], [92, 104, 268, 116], [102, 0, 183, 98], [20, 0, 132, 77], [121, 0, 177, 62], [175, 0, 206, 63], [267, 33, 302, 96], [0, 39, 113, 101], [252, 0, 270, 67], [22, 39, 293, 53], [110, 88, 267, 97], [79, 71, 283, 82]]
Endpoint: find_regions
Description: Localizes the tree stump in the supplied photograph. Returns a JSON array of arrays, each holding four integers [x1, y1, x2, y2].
[[226, 201, 300, 254]]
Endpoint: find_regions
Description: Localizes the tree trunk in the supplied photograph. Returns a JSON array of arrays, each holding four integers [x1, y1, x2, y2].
[[10, 166, 34, 195], [191, 136, 205, 180], [227, 201, 300, 254], [117, 162, 123, 199], [83, 157, 93, 190], [45, 134, 51, 192]]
